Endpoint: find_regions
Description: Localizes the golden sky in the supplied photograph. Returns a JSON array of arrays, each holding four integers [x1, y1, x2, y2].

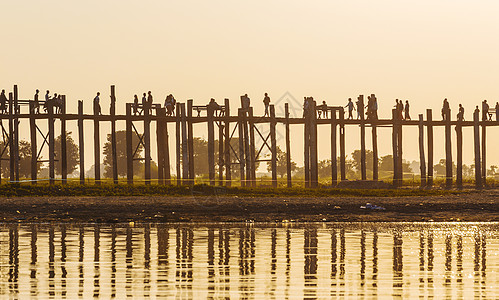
[[2, 1, 499, 171]]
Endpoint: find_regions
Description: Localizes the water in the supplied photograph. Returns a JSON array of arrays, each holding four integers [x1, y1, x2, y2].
[[0, 223, 497, 299]]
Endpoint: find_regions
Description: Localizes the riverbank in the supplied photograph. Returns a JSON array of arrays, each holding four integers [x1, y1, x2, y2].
[[0, 189, 497, 223]]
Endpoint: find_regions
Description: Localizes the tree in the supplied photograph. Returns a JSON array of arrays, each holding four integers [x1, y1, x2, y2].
[[103, 130, 143, 177], [434, 159, 456, 176], [351, 150, 374, 171], [54, 132, 79, 175], [266, 146, 296, 177], [379, 155, 411, 173], [0, 140, 41, 178]]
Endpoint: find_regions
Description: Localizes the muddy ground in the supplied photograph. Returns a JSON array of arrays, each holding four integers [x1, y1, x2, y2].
[[0, 190, 497, 223]]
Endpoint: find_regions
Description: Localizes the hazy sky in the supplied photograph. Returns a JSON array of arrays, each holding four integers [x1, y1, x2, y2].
[[2, 1, 499, 173]]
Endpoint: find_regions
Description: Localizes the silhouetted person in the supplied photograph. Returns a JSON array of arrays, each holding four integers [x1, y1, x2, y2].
[[93, 92, 101, 115], [496, 102, 499, 121], [404, 100, 411, 120], [318, 100, 328, 119], [263, 93, 270, 116], [482, 99, 489, 121], [164, 94, 176, 116], [474, 105, 480, 119], [208, 98, 221, 116], [355, 97, 363, 119], [345, 98, 354, 119], [0, 89, 7, 114], [133, 95, 139, 115], [241, 94, 250, 109], [33, 89, 40, 114], [367, 94, 378, 120], [43, 90, 50, 113], [441, 98, 450, 120], [457, 104, 465, 121]]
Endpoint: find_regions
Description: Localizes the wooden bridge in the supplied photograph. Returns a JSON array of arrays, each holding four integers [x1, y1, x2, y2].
[[0, 85, 489, 189]]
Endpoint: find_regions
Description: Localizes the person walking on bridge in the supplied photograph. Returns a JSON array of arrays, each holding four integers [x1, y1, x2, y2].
[[345, 98, 354, 120], [263, 93, 270, 117], [482, 100, 489, 121], [441, 98, 450, 120], [457, 104, 465, 121], [0, 89, 7, 114], [404, 100, 411, 120], [93, 92, 101, 115], [33, 89, 40, 114]]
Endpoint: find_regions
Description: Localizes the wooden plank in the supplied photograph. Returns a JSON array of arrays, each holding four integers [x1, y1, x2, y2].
[[110, 86, 118, 184], [187, 99, 194, 182], [238, 109, 245, 187], [418, 114, 426, 188], [270, 105, 277, 188], [309, 101, 318, 188], [207, 104, 215, 186], [175, 103, 181, 186], [426, 109, 433, 188], [125, 103, 133, 184], [285, 103, 292, 188], [473, 109, 482, 189], [456, 116, 462, 189], [359, 95, 366, 180], [444, 108, 452, 188], [331, 108, 337, 186], [78, 101, 85, 184], [339, 107, 346, 181], [61, 96, 67, 184], [29, 102, 37, 184], [224, 99, 231, 187], [248, 107, 256, 187], [143, 99, 151, 185]]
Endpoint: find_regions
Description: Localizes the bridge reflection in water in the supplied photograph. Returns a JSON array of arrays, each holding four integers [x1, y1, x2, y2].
[[0, 223, 497, 298]]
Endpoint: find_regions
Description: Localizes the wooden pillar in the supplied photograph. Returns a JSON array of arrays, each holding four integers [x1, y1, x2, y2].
[[339, 107, 346, 181], [473, 110, 482, 189], [270, 105, 277, 188], [237, 109, 245, 187], [175, 103, 181, 186], [156, 107, 165, 185], [13, 86, 19, 182], [180, 103, 188, 184], [78, 101, 85, 185], [359, 95, 367, 181], [110, 86, 118, 184], [426, 109, 433, 188], [481, 120, 486, 186], [207, 104, 215, 186], [163, 110, 171, 185], [187, 100, 194, 182], [8, 93, 14, 183], [444, 109, 452, 189], [48, 95, 55, 185], [218, 112, 224, 186], [372, 121, 378, 181], [93, 102, 100, 185], [61, 96, 67, 184], [248, 107, 256, 187], [29, 102, 37, 184], [224, 99, 231, 187], [331, 108, 337, 186], [304, 105, 310, 188], [144, 101, 151, 185], [285, 103, 292, 188], [125, 103, 133, 185], [418, 114, 426, 188], [309, 101, 318, 188], [243, 108, 251, 186], [392, 109, 398, 187], [456, 116, 463, 189], [397, 109, 403, 186]]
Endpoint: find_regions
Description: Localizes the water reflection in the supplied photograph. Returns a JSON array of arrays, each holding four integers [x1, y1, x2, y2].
[[0, 223, 497, 298]]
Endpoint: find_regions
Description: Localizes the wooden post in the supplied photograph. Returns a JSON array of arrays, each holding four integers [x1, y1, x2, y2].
[[78, 101, 85, 184], [224, 99, 231, 187], [162, 109, 171, 185], [331, 108, 337, 186], [339, 107, 346, 181], [372, 121, 378, 181], [48, 94, 55, 185], [456, 116, 463, 189], [304, 104, 310, 188], [392, 109, 398, 187], [248, 107, 256, 187], [187, 100, 195, 182], [237, 109, 245, 186], [426, 109, 433, 188], [270, 105, 277, 188], [445, 109, 452, 189], [473, 110, 482, 189], [144, 100, 151, 185], [207, 104, 215, 186], [8, 93, 14, 183], [13, 86, 19, 182], [243, 108, 251, 186], [285, 103, 292, 188], [61, 96, 67, 184], [218, 112, 224, 187], [156, 107, 165, 185], [110, 86, 118, 184], [309, 101, 318, 188], [397, 108, 403, 186], [481, 120, 486, 186], [93, 102, 100, 185], [180, 103, 189, 184], [175, 103, 181, 186], [125, 103, 133, 185], [359, 95, 367, 181], [418, 114, 426, 188], [29, 102, 37, 184]]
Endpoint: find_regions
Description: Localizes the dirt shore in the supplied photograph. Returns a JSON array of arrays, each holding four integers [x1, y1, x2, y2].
[[0, 190, 497, 223]]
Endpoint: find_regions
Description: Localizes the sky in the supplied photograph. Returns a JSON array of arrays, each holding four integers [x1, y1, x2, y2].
[[1, 1, 499, 174]]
